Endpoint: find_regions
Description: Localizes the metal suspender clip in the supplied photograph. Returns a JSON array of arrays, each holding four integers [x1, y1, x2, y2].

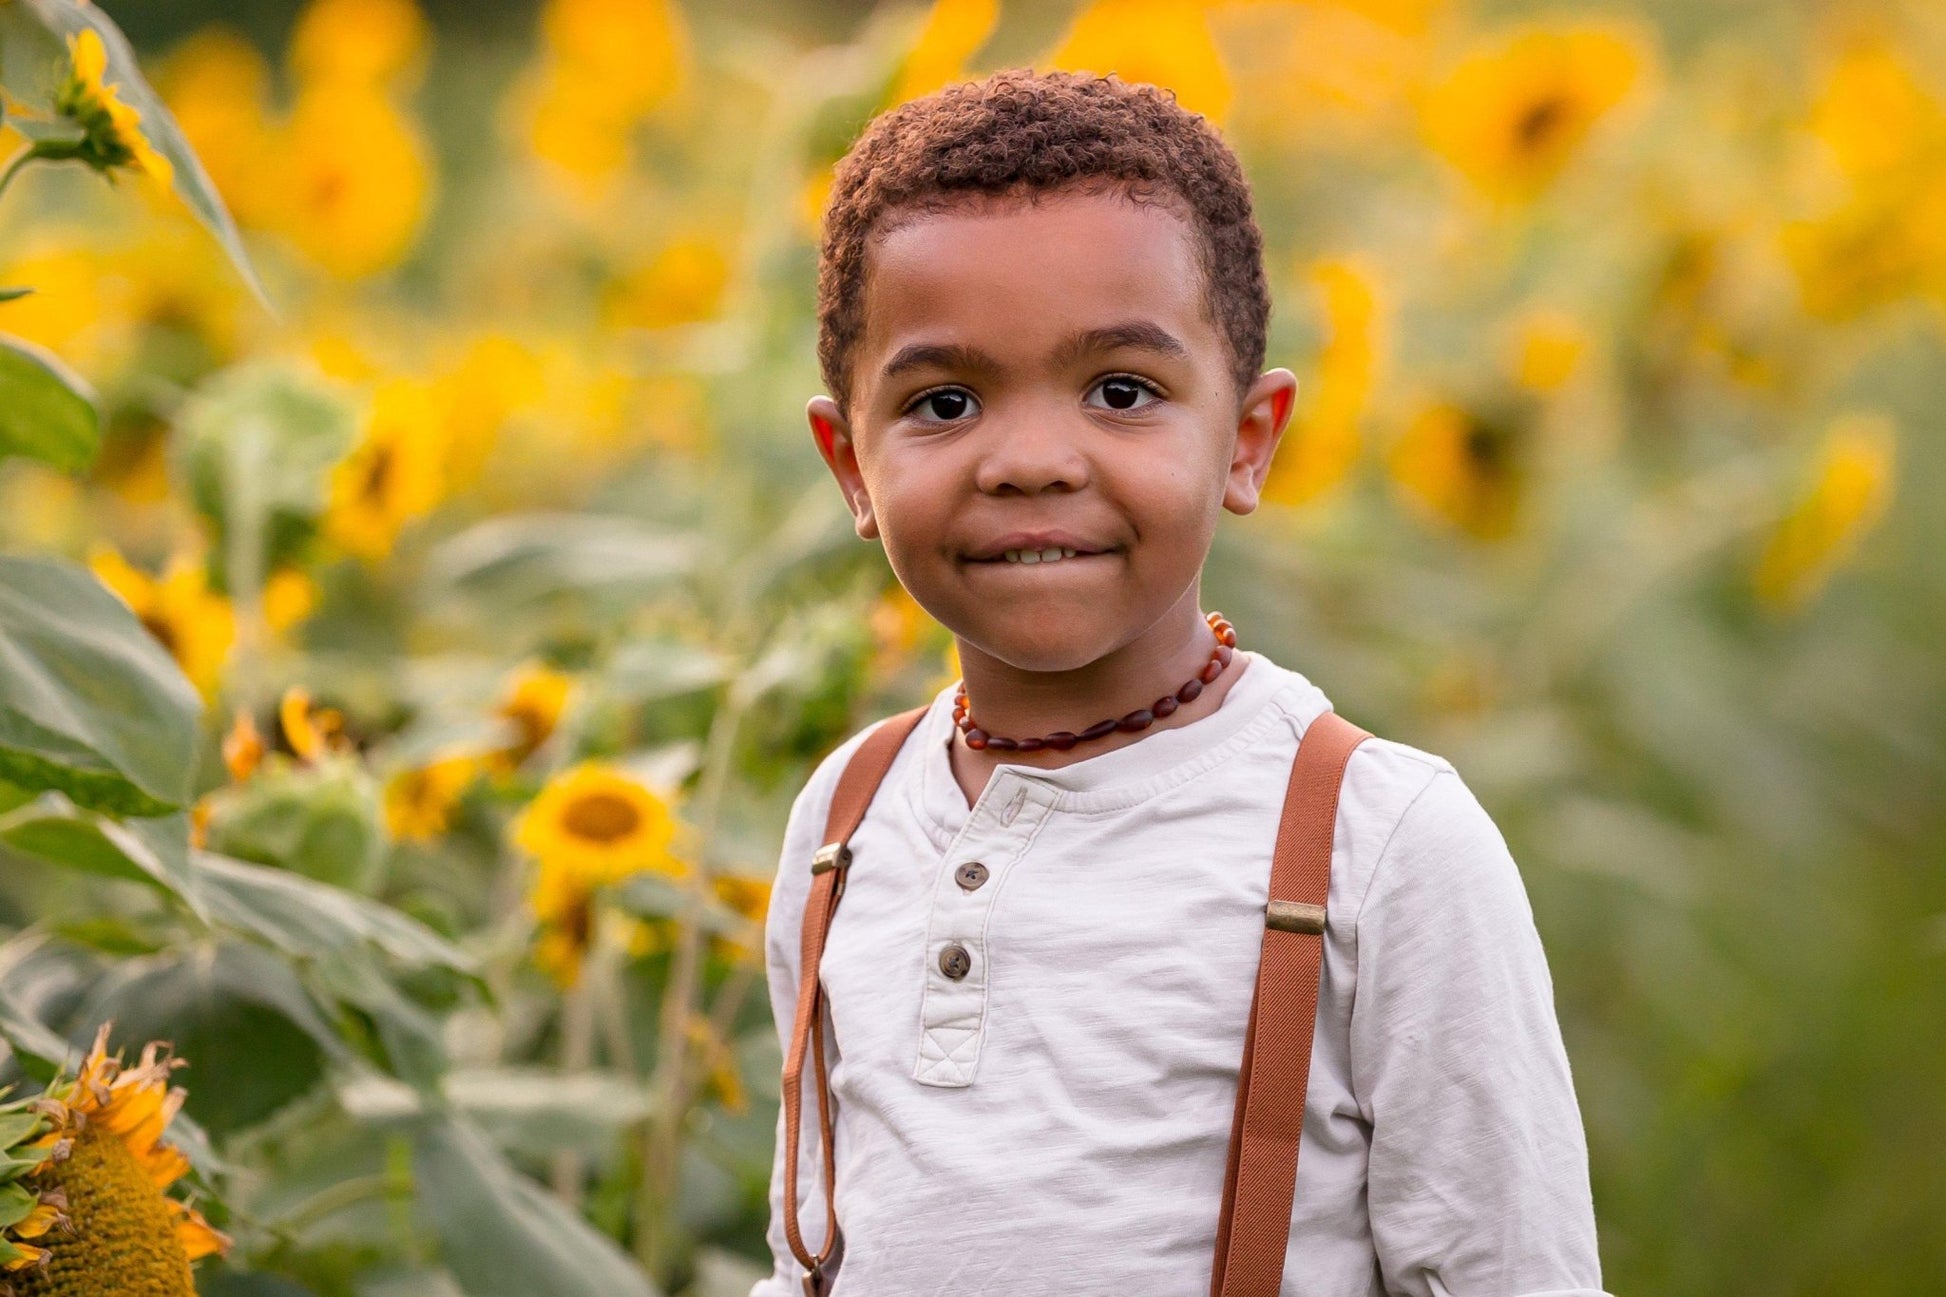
[[1264, 899, 1327, 935], [811, 843, 851, 875]]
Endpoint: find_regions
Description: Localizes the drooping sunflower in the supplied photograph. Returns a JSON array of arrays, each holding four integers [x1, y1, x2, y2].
[[383, 752, 482, 842], [1386, 400, 1529, 540], [87, 546, 236, 698], [491, 662, 577, 772], [50, 29, 176, 187], [1421, 21, 1648, 203], [323, 377, 448, 560], [1, 1026, 229, 1297], [1753, 413, 1897, 612]]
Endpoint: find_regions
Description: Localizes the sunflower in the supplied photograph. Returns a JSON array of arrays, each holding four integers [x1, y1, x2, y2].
[[1386, 400, 1528, 540], [277, 687, 351, 763], [514, 763, 683, 887], [1753, 413, 1897, 612], [323, 377, 448, 561], [891, 0, 1000, 106], [268, 84, 433, 280], [87, 546, 235, 699], [491, 662, 578, 772], [515, 764, 688, 985], [288, 0, 431, 92], [1047, 0, 1232, 124], [383, 752, 481, 842], [49, 29, 175, 187], [512, 0, 688, 202], [1264, 258, 1382, 510], [707, 873, 772, 966], [1, 1026, 229, 1297], [1421, 22, 1648, 203]]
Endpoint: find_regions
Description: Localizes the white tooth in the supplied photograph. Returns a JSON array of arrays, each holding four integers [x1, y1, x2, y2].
[[1039, 547, 1062, 562], [1003, 550, 1021, 563], [1019, 549, 1041, 565], [1060, 547, 1077, 558]]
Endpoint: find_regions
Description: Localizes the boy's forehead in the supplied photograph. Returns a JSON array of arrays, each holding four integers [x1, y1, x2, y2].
[[856, 188, 1218, 375]]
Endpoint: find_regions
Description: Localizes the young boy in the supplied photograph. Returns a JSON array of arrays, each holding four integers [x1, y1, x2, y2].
[[752, 70, 1606, 1296]]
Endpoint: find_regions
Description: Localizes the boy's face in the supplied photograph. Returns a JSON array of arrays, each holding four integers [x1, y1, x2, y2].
[[809, 187, 1295, 673]]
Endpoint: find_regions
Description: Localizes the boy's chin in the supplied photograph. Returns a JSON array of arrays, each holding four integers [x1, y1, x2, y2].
[[949, 622, 1126, 676]]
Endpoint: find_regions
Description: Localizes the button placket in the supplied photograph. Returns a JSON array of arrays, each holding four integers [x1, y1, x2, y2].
[[913, 773, 1052, 1088]]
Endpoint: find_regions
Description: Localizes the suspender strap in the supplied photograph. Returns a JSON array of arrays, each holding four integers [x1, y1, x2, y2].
[[1210, 709, 1372, 1297], [781, 705, 930, 1297]]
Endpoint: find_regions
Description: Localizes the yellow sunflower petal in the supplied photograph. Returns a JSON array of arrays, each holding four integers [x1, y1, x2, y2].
[[167, 1199, 230, 1262]]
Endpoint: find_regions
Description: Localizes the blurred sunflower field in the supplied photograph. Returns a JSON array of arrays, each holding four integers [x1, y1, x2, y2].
[[0, 0, 1940, 1292]]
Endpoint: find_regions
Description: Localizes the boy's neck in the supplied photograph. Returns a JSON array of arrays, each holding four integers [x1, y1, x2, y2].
[[946, 594, 1251, 801]]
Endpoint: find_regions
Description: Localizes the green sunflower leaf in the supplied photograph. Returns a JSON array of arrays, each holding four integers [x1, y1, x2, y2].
[[0, 981, 72, 1081], [0, 1115, 42, 1156], [74, 941, 345, 1137], [0, 333, 99, 474], [0, 1181, 37, 1230], [411, 1117, 665, 1297], [0, 555, 202, 816]]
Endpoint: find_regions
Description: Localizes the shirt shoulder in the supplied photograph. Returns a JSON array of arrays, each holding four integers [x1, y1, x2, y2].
[[763, 705, 936, 974]]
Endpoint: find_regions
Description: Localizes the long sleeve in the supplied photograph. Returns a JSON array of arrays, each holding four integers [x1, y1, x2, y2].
[[1350, 769, 1609, 1297]]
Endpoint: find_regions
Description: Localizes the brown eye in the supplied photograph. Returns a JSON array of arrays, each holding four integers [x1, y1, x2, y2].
[[1086, 376, 1159, 412], [914, 388, 978, 421]]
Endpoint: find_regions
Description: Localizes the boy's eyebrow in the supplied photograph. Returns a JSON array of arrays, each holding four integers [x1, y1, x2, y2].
[[1054, 321, 1191, 365], [880, 342, 1001, 382]]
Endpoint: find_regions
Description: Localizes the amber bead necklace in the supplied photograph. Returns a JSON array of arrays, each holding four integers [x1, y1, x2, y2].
[[953, 610, 1238, 753]]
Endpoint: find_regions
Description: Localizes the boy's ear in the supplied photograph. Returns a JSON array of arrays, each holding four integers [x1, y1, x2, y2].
[[1222, 368, 1299, 516], [807, 396, 880, 540]]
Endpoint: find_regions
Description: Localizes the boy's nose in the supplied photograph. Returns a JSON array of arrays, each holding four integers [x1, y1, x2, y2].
[[971, 414, 1093, 496]]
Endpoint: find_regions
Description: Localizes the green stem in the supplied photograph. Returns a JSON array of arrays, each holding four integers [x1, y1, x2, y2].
[[0, 148, 37, 205], [635, 682, 751, 1277], [271, 1171, 406, 1237]]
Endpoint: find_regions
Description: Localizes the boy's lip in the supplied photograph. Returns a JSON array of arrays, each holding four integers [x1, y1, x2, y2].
[[962, 531, 1118, 562]]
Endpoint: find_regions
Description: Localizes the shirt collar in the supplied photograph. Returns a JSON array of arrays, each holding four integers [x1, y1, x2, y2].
[[911, 649, 1328, 840]]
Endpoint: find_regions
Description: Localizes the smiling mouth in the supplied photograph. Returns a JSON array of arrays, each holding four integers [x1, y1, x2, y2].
[[968, 546, 1116, 566]]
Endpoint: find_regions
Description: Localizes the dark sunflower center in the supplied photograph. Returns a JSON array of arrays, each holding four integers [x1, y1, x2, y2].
[[360, 442, 395, 504], [561, 792, 642, 844], [1515, 95, 1569, 151], [14, 1124, 194, 1297], [139, 613, 180, 658]]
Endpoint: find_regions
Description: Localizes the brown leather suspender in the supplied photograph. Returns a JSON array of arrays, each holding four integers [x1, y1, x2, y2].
[[781, 706, 1372, 1297], [1210, 709, 1372, 1296], [781, 705, 930, 1297]]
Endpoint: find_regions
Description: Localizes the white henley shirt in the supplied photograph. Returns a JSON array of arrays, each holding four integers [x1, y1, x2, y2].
[[752, 650, 1608, 1296]]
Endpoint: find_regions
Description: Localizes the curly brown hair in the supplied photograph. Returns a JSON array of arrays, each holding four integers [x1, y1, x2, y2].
[[816, 69, 1270, 415]]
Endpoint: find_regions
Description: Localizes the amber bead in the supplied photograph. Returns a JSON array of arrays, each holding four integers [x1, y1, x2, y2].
[[1079, 719, 1120, 742], [1117, 709, 1153, 732], [1217, 626, 1237, 648], [1216, 644, 1233, 666], [987, 736, 1019, 751], [1045, 731, 1078, 751], [965, 729, 988, 750], [1152, 695, 1179, 718], [1177, 677, 1203, 704], [1017, 737, 1045, 752], [1199, 658, 1223, 684]]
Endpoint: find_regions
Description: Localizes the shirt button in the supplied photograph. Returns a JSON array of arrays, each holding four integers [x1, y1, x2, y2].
[[954, 861, 990, 891], [938, 943, 972, 980]]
